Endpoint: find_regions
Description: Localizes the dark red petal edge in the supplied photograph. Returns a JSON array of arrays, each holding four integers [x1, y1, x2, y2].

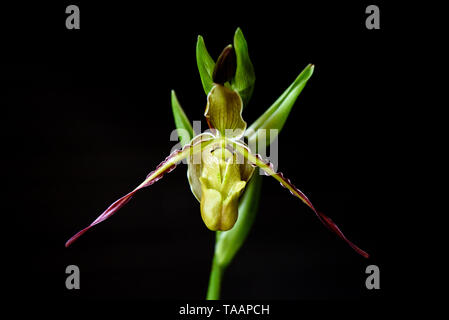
[[259, 154, 369, 258], [65, 142, 196, 247], [233, 141, 369, 258]]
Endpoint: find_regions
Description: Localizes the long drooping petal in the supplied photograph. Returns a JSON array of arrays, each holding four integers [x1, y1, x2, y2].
[[232, 142, 369, 258], [65, 139, 214, 247]]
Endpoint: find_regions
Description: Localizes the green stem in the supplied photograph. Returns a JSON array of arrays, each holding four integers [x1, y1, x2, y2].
[[206, 256, 224, 300], [205, 174, 262, 300]]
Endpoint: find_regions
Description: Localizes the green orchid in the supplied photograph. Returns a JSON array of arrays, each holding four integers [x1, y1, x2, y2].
[[66, 28, 368, 300]]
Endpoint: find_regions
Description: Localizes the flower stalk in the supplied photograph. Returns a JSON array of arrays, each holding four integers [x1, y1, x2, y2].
[[206, 255, 224, 300]]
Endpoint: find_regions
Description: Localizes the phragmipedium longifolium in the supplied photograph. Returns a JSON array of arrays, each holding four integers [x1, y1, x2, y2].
[[66, 28, 368, 300]]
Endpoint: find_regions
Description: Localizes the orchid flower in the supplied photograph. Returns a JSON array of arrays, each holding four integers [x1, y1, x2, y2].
[[66, 28, 368, 299]]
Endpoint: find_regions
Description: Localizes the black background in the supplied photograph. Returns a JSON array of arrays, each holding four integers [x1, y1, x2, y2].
[[2, 0, 398, 315]]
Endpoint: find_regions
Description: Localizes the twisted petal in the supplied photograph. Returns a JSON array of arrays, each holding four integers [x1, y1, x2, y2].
[[65, 138, 214, 247], [232, 142, 369, 258]]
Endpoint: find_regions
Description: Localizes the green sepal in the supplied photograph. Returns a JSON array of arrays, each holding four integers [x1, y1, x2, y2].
[[230, 28, 255, 108], [214, 173, 263, 268], [196, 35, 215, 95], [171, 90, 194, 147], [246, 63, 314, 146]]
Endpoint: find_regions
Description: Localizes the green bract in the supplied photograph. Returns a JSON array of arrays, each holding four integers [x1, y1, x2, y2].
[[246, 63, 315, 147], [197, 28, 255, 108], [171, 90, 194, 146]]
